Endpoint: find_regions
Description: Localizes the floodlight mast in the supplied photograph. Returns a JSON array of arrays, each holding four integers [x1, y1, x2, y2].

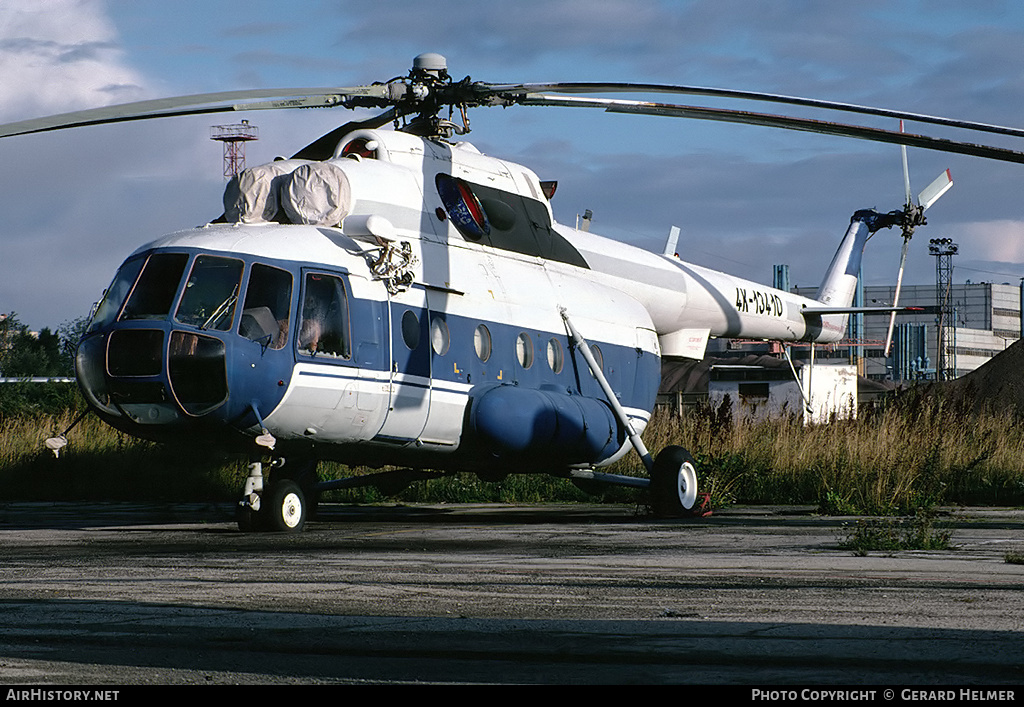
[[929, 238, 959, 380], [211, 120, 259, 178]]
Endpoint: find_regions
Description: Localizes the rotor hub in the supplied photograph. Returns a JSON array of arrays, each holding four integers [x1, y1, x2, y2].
[[412, 53, 449, 79]]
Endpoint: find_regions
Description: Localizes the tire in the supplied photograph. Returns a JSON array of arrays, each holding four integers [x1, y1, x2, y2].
[[650, 446, 699, 517], [262, 480, 307, 532]]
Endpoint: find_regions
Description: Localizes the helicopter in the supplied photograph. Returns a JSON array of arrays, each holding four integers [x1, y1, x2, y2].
[[3, 53, 1023, 532]]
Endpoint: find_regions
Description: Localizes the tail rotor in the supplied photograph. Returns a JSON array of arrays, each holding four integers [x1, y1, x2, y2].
[[883, 122, 953, 357]]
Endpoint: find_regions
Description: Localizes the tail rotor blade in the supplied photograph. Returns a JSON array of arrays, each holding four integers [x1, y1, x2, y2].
[[918, 169, 954, 211], [901, 121, 913, 207], [884, 236, 912, 357]]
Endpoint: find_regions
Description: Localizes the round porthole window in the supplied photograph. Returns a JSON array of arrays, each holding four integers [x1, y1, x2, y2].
[[401, 310, 420, 350], [474, 324, 491, 362], [547, 338, 564, 374], [430, 317, 450, 355], [516, 332, 534, 369]]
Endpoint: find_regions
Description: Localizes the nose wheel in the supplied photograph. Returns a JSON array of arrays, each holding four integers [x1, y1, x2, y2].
[[237, 460, 310, 532], [650, 445, 699, 517], [263, 479, 307, 532]]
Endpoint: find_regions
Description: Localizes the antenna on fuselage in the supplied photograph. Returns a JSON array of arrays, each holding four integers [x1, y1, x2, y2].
[[578, 209, 593, 232], [663, 225, 681, 257]]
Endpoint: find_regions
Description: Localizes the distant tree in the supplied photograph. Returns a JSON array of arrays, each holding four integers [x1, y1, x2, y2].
[[0, 312, 81, 378], [57, 315, 90, 374]]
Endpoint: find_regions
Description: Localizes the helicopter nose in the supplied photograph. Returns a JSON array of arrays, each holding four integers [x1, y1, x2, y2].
[[77, 325, 230, 425], [166, 331, 229, 415]]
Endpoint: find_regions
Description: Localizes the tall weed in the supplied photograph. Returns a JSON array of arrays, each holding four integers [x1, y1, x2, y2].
[[2, 387, 1022, 510]]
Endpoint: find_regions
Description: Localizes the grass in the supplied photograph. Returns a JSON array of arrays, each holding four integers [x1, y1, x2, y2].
[[607, 393, 1024, 514], [837, 508, 953, 556], [3, 384, 1024, 512]]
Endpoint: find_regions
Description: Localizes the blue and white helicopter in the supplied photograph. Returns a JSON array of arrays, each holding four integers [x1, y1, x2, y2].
[[4, 54, 1023, 531]]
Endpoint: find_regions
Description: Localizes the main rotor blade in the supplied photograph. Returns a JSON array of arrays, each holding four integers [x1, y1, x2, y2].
[[484, 82, 1024, 140], [517, 95, 1024, 164], [0, 86, 392, 139]]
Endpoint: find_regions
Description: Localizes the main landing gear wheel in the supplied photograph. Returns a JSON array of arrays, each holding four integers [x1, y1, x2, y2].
[[650, 445, 699, 517], [262, 480, 307, 533]]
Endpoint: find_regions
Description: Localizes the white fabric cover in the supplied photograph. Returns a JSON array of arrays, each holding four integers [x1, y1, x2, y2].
[[281, 161, 352, 226], [223, 160, 308, 224]]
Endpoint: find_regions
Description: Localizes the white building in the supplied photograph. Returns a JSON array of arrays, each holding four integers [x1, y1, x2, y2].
[[792, 282, 1021, 381]]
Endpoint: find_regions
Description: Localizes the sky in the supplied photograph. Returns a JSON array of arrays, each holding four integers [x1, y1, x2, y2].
[[2, 0, 1024, 329]]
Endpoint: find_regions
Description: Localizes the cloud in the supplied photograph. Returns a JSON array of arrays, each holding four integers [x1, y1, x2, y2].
[[0, 0, 148, 121], [2, 1, 1023, 329], [958, 220, 1024, 263]]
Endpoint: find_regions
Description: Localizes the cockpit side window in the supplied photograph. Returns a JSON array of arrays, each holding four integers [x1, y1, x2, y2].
[[88, 255, 146, 333], [174, 255, 244, 331], [297, 273, 351, 360], [118, 253, 189, 323], [239, 264, 293, 350]]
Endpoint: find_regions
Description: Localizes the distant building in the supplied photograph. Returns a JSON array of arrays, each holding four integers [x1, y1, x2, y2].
[[709, 362, 857, 424], [791, 281, 1022, 381]]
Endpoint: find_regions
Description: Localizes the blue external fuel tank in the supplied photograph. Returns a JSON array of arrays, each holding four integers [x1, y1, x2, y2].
[[469, 384, 623, 464]]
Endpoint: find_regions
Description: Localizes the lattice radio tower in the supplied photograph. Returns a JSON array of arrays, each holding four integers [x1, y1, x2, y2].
[[929, 237, 958, 380], [210, 120, 258, 178]]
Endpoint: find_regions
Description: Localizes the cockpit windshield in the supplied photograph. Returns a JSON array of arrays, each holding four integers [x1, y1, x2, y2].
[[119, 253, 189, 323], [88, 252, 296, 349], [175, 255, 244, 331]]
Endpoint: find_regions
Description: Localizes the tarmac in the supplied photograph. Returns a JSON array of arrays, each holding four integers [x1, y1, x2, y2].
[[0, 502, 1021, 684]]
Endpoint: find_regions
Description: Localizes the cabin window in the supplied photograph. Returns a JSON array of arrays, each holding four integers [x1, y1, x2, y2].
[[516, 332, 534, 369], [119, 253, 189, 323], [590, 344, 604, 373], [168, 331, 228, 415], [474, 324, 491, 362], [297, 273, 351, 359], [400, 310, 420, 350], [175, 255, 244, 331], [430, 317, 450, 356], [239, 264, 293, 350], [546, 338, 564, 374]]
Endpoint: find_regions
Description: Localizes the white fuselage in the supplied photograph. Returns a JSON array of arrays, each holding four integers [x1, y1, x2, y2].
[[78, 126, 858, 470]]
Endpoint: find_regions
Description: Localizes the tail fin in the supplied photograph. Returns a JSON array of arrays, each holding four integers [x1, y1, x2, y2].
[[816, 209, 899, 308]]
